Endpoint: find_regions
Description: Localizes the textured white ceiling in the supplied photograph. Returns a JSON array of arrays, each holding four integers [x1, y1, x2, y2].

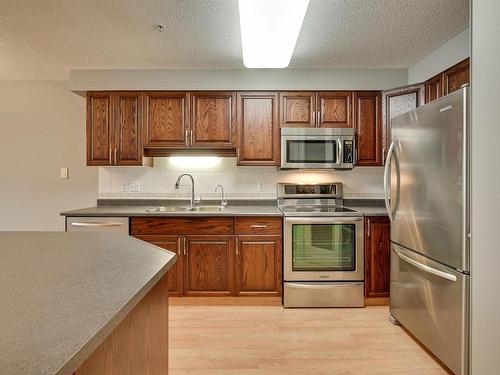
[[0, 0, 468, 80]]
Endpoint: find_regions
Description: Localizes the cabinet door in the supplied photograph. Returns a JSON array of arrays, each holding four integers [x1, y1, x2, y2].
[[354, 91, 382, 166], [425, 74, 443, 103], [237, 92, 280, 166], [114, 92, 143, 166], [279, 92, 316, 127], [235, 236, 282, 296], [184, 236, 235, 296], [134, 235, 183, 296], [87, 92, 114, 166], [443, 58, 470, 95], [317, 92, 353, 128], [190, 92, 236, 147], [381, 84, 424, 163], [143, 92, 189, 147], [364, 216, 391, 298]]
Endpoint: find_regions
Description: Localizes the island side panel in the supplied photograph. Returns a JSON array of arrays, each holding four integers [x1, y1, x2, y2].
[[75, 274, 169, 375]]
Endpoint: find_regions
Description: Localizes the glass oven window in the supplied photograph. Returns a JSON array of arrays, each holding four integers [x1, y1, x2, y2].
[[292, 224, 355, 271], [286, 140, 337, 164]]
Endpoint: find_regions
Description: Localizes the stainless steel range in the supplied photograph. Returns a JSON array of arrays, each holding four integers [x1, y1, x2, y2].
[[278, 183, 364, 308]]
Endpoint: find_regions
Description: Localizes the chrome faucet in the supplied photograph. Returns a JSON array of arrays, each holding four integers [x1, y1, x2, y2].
[[215, 184, 227, 208], [174, 174, 199, 207]]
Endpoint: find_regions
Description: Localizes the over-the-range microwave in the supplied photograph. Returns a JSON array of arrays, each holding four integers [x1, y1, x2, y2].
[[280, 128, 355, 170]]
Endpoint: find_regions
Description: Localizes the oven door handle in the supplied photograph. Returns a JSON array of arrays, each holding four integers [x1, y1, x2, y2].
[[286, 282, 364, 289]]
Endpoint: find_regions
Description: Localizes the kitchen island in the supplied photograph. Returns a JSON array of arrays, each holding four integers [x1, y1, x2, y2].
[[0, 232, 176, 375]]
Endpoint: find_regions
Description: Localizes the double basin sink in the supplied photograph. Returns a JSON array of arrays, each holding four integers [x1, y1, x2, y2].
[[146, 205, 226, 213]]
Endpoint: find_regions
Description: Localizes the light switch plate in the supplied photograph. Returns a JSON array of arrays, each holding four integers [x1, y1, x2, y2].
[[60, 168, 69, 179]]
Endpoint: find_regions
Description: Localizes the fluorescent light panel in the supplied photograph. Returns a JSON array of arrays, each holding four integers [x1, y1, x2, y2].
[[238, 0, 310, 68], [169, 156, 220, 169]]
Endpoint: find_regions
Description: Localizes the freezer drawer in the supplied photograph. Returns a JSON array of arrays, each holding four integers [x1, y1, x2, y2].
[[390, 243, 469, 375], [284, 281, 364, 308], [66, 217, 129, 234]]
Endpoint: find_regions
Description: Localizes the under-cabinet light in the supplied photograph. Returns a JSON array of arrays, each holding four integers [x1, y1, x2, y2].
[[238, 0, 310, 68], [168, 157, 221, 169]]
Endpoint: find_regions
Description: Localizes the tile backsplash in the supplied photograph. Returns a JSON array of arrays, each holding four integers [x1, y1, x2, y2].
[[98, 157, 384, 200]]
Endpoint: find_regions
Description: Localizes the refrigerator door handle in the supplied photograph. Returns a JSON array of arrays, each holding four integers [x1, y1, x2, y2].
[[384, 141, 398, 221], [394, 247, 457, 282]]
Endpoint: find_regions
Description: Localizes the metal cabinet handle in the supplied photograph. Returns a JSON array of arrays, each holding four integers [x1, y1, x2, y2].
[[109, 148, 112, 164], [236, 241, 239, 256], [190, 130, 193, 146], [114, 148, 117, 165], [312, 111, 316, 127], [250, 224, 268, 228], [367, 219, 371, 237], [394, 247, 457, 282], [71, 222, 124, 227], [185, 129, 189, 145], [183, 237, 187, 256], [317, 110, 321, 127]]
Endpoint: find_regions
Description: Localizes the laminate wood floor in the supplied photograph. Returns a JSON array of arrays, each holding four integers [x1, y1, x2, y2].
[[169, 302, 449, 375]]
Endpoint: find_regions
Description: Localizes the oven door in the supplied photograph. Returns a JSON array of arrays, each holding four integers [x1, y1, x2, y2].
[[281, 136, 341, 169], [284, 216, 364, 281]]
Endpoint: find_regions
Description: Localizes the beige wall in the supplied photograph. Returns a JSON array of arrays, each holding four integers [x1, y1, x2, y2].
[[471, 0, 500, 372], [0, 81, 97, 230]]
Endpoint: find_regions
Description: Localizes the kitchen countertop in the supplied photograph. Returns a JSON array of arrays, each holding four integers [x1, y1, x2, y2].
[[61, 205, 284, 217], [0, 231, 176, 375], [61, 200, 388, 218], [349, 206, 388, 216]]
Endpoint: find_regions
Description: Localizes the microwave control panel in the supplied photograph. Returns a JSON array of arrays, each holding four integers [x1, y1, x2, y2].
[[343, 140, 354, 164]]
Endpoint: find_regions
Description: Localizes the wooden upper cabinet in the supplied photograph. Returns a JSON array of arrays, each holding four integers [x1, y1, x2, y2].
[[87, 92, 114, 166], [279, 92, 315, 127], [236, 92, 280, 166], [235, 236, 282, 296], [354, 91, 382, 166], [381, 84, 424, 164], [443, 58, 470, 95], [143, 92, 189, 148], [317, 92, 354, 128], [425, 74, 443, 103], [114, 92, 143, 166], [190, 92, 236, 147], [184, 235, 235, 296], [364, 216, 391, 298]]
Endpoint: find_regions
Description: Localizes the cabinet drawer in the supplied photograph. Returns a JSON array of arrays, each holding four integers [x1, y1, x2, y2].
[[131, 217, 234, 235], [235, 217, 282, 235]]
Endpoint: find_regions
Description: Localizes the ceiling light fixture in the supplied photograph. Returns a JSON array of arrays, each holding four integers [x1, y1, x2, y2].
[[238, 0, 310, 68]]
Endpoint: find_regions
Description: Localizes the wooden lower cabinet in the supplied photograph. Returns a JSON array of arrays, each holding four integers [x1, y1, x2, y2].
[[184, 236, 235, 296], [235, 236, 282, 296], [134, 235, 183, 297], [364, 216, 391, 298], [131, 216, 283, 297]]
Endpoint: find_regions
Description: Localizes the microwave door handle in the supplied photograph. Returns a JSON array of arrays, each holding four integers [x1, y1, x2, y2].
[[336, 139, 343, 166]]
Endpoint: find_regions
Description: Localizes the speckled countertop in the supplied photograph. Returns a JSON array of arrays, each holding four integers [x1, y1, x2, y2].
[[0, 232, 176, 375], [61, 199, 387, 218], [61, 205, 284, 217]]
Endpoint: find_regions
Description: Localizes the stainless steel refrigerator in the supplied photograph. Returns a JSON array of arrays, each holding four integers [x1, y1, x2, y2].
[[385, 87, 470, 375]]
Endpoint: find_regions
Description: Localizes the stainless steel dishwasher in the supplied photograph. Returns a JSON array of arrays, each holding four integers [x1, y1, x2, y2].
[[65, 217, 129, 234]]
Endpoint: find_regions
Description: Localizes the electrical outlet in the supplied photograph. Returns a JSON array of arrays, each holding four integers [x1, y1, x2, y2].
[[128, 181, 141, 192], [60, 168, 69, 179]]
